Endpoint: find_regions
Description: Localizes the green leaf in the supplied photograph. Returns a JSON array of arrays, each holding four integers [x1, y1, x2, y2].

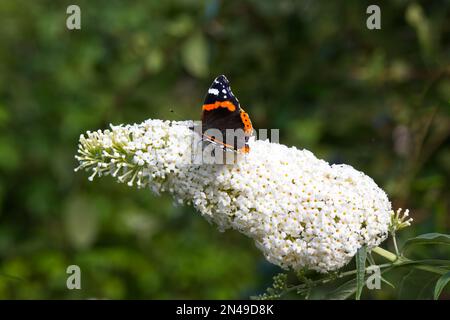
[[0, 137, 20, 171], [355, 246, 367, 300], [434, 271, 450, 300], [402, 233, 450, 254], [396, 259, 450, 268], [181, 32, 208, 78], [381, 276, 395, 289], [288, 119, 323, 147], [395, 259, 450, 276], [399, 269, 440, 299], [64, 195, 100, 249], [325, 279, 357, 300]]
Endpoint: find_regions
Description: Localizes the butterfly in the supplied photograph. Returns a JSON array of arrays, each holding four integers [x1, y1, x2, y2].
[[201, 75, 253, 153]]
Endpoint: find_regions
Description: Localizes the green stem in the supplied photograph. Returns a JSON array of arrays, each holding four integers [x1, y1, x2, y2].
[[284, 244, 448, 299], [392, 232, 400, 256], [286, 243, 448, 298], [371, 246, 447, 275], [336, 263, 392, 279], [285, 263, 392, 294]]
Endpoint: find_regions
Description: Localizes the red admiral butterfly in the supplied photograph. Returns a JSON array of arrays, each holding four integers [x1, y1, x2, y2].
[[201, 75, 253, 153]]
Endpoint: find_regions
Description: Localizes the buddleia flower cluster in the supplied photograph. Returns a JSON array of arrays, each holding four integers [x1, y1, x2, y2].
[[75, 119, 395, 273]]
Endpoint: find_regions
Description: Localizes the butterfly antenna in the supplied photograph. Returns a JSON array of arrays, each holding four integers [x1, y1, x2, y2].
[[169, 108, 180, 119]]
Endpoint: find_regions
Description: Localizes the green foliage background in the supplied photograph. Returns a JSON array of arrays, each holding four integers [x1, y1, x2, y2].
[[0, 0, 449, 299]]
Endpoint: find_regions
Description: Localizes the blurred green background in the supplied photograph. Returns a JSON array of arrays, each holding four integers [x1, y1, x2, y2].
[[0, 0, 449, 299]]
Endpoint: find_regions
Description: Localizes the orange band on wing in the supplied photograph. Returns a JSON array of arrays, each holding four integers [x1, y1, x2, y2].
[[240, 145, 250, 153], [202, 101, 237, 112], [240, 111, 253, 134]]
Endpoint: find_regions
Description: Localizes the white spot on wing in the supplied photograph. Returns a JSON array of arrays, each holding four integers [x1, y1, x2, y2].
[[222, 89, 227, 93], [208, 88, 219, 95]]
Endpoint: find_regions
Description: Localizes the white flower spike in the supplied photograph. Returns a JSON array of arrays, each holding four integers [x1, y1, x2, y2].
[[75, 119, 394, 273]]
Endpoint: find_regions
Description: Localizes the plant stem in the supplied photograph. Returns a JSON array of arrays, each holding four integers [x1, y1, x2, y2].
[[392, 232, 400, 256], [371, 246, 448, 275], [286, 243, 448, 298], [336, 263, 392, 279], [285, 263, 392, 294]]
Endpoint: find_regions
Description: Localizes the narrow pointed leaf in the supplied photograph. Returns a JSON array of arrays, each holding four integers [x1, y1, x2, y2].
[[402, 233, 450, 254], [434, 271, 450, 300], [325, 279, 357, 300], [355, 246, 367, 300]]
